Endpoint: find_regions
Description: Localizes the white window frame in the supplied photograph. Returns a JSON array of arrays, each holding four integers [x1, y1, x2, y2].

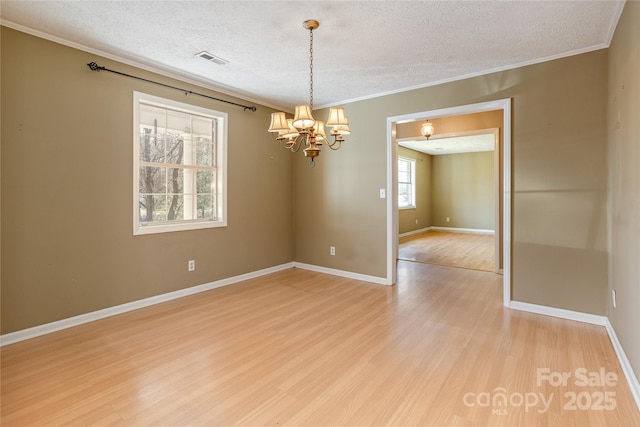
[[133, 91, 227, 235], [398, 156, 416, 209]]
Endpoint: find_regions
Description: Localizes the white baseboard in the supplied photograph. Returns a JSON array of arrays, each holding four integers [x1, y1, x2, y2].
[[0, 262, 295, 346], [399, 227, 431, 238], [430, 226, 495, 235], [294, 262, 390, 286], [605, 319, 640, 411], [509, 301, 607, 325]]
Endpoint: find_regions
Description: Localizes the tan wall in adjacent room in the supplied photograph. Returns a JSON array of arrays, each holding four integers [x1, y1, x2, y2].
[[607, 1, 640, 384], [431, 151, 494, 230], [1, 27, 294, 333]]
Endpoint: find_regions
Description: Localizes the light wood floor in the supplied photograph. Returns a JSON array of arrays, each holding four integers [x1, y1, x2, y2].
[[399, 230, 495, 272], [2, 263, 639, 426]]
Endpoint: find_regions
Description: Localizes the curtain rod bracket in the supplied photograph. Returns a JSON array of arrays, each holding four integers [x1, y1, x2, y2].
[[86, 61, 257, 112]]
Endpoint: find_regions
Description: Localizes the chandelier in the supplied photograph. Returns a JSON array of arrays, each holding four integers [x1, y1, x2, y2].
[[267, 20, 351, 166], [421, 120, 435, 139]]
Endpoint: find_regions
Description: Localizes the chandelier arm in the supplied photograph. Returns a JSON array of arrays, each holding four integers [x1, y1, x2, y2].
[[326, 139, 342, 150], [279, 139, 291, 149], [290, 135, 304, 153]]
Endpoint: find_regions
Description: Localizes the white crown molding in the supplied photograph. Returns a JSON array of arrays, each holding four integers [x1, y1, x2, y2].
[[0, 19, 290, 112], [316, 45, 609, 110], [0, 262, 295, 347], [605, 0, 627, 47]]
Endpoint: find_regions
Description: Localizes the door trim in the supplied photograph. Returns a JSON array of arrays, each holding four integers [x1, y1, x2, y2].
[[386, 98, 512, 307]]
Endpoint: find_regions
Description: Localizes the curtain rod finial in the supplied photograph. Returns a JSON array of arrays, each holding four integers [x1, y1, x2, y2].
[[87, 62, 102, 71]]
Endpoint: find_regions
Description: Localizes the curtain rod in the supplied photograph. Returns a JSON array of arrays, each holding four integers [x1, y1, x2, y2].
[[86, 62, 257, 112]]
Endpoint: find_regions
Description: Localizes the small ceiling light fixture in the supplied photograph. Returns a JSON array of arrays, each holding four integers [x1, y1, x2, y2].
[[268, 20, 351, 166], [421, 120, 435, 140]]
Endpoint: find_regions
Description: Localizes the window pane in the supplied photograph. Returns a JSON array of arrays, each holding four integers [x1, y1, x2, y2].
[[165, 133, 185, 165], [167, 110, 191, 134], [399, 183, 410, 207], [196, 140, 213, 166], [139, 127, 165, 163], [140, 104, 166, 126], [139, 194, 167, 222], [196, 169, 212, 194], [167, 195, 184, 221], [192, 117, 213, 137], [197, 194, 213, 219], [398, 159, 412, 183], [167, 168, 184, 194], [139, 166, 166, 193]]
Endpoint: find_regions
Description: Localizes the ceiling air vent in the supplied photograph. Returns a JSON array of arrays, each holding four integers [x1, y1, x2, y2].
[[195, 51, 228, 65]]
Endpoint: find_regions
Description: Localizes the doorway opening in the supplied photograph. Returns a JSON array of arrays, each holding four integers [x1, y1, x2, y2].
[[396, 124, 500, 273], [385, 99, 512, 307]]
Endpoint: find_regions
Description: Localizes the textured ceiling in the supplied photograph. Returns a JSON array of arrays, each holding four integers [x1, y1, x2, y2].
[[399, 132, 495, 155], [1, 1, 624, 111]]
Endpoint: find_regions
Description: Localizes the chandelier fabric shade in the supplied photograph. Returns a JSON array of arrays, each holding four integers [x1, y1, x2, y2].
[[292, 104, 315, 129], [267, 20, 351, 166], [268, 112, 288, 132], [313, 121, 327, 142], [326, 107, 348, 126]]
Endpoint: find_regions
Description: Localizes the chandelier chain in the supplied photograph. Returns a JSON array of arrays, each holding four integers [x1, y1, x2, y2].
[[309, 27, 314, 112]]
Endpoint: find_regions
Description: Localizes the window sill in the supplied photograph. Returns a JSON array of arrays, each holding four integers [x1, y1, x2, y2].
[[134, 219, 227, 235]]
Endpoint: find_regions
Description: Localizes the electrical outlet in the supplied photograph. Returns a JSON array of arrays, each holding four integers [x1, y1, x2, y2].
[[612, 289, 617, 308], [330, 246, 336, 256], [188, 260, 195, 272], [446, 216, 450, 222], [415, 219, 418, 224]]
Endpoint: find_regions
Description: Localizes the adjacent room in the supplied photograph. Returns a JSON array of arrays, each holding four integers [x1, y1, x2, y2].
[[396, 111, 501, 273], [2, 1, 639, 426]]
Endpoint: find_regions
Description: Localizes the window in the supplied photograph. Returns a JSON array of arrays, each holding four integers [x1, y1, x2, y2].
[[398, 157, 416, 209], [133, 92, 227, 235]]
